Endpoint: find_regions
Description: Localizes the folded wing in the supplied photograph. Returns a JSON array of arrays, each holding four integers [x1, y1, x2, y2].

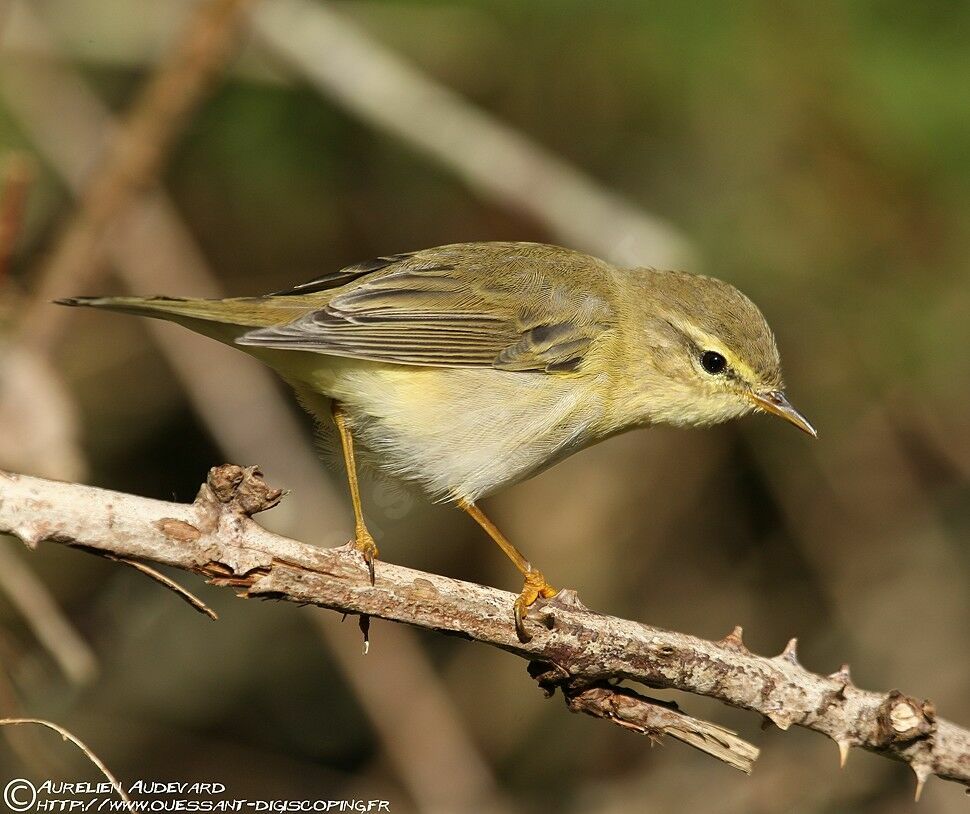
[[238, 242, 615, 374]]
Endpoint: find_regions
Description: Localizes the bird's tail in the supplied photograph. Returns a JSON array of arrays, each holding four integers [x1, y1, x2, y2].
[[55, 295, 306, 339], [57, 295, 240, 322]]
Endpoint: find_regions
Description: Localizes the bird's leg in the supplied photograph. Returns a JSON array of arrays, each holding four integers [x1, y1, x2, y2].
[[332, 401, 378, 584], [458, 500, 558, 643]]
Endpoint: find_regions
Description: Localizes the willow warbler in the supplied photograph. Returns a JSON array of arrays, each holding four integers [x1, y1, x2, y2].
[[58, 241, 815, 641]]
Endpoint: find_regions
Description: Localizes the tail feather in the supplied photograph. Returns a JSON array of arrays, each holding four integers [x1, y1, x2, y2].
[[56, 295, 236, 323], [54, 295, 307, 330]]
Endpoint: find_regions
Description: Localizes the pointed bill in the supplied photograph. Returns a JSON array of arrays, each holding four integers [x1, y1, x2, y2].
[[749, 390, 817, 437]]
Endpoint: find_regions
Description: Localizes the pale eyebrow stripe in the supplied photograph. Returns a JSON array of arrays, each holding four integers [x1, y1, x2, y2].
[[665, 319, 760, 382]]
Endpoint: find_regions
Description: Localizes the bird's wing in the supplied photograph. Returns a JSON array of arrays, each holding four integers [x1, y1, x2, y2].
[[268, 252, 416, 296], [238, 243, 616, 373]]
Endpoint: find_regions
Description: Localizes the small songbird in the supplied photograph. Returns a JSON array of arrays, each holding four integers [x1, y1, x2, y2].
[[58, 241, 815, 641]]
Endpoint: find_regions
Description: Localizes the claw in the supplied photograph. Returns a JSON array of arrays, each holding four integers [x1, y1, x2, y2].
[[365, 550, 376, 585], [512, 569, 557, 643], [514, 599, 531, 643], [352, 526, 379, 585]]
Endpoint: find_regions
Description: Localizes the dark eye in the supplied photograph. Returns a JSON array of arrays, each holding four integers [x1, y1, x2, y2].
[[700, 350, 727, 375]]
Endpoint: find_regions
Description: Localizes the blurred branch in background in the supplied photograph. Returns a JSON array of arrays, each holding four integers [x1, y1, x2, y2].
[[18, 0, 256, 354], [308, 611, 523, 814], [0, 150, 85, 483], [0, 718, 130, 803], [0, 547, 97, 685], [0, 152, 29, 282], [0, 4, 514, 810], [4, 0, 694, 268], [248, 0, 694, 271], [3, 465, 969, 799], [0, 150, 95, 685], [0, 1, 340, 484]]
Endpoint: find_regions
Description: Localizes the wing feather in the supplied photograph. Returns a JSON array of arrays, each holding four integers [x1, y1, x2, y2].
[[238, 243, 616, 373], [269, 252, 417, 296]]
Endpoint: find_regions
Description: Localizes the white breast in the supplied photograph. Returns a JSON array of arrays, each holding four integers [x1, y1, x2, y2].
[[294, 357, 605, 503]]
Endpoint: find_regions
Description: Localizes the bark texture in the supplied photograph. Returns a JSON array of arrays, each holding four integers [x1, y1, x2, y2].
[[1, 465, 968, 794]]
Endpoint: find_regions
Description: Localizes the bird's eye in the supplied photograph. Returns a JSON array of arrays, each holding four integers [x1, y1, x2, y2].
[[700, 350, 727, 375]]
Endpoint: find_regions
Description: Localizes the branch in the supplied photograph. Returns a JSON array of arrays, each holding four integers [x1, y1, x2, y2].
[[0, 719, 129, 804], [248, 0, 694, 271], [18, 0, 256, 354], [0, 546, 98, 684], [2, 467, 968, 795], [1, 13, 511, 807], [0, 152, 31, 283]]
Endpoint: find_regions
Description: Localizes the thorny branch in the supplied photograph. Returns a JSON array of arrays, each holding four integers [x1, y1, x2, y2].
[[1, 466, 968, 796]]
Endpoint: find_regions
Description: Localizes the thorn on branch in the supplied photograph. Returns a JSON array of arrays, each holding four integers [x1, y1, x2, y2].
[[541, 587, 589, 612], [828, 663, 854, 689], [765, 711, 795, 731], [359, 614, 371, 655], [823, 663, 855, 706], [837, 738, 851, 768], [914, 765, 930, 802], [774, 637, 800, 667], [718, 625, 750, 654]]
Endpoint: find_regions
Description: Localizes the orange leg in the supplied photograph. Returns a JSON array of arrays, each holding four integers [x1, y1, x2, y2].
[[332, 401, 378, 584], [458, 500, 558, 642]]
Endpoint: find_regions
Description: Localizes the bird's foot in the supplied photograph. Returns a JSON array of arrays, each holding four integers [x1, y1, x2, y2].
[[350, 525, 379, 585], [513, 569, 558, 643]]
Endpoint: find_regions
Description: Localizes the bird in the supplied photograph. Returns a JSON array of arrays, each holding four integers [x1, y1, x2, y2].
[[57, 241, 816, 642]]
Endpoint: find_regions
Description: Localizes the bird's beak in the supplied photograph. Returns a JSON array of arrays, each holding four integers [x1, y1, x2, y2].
[[748, 390, 817, 437]]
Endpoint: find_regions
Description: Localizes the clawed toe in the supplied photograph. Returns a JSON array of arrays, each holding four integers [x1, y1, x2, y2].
[[351, 526, 379, 585], [513, 570, 558, 643], [513, 599, 528, 643]]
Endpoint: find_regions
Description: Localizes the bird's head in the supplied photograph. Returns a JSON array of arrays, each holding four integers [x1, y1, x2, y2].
[[625, 270, 816, 437]]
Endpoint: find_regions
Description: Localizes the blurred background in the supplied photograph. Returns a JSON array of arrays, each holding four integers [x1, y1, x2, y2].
[[1, 0, 969, 811]]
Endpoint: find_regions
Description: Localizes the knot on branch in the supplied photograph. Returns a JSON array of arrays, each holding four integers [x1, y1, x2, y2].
[[198, 465, 284, 516], [877, 690, 936, 746]]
